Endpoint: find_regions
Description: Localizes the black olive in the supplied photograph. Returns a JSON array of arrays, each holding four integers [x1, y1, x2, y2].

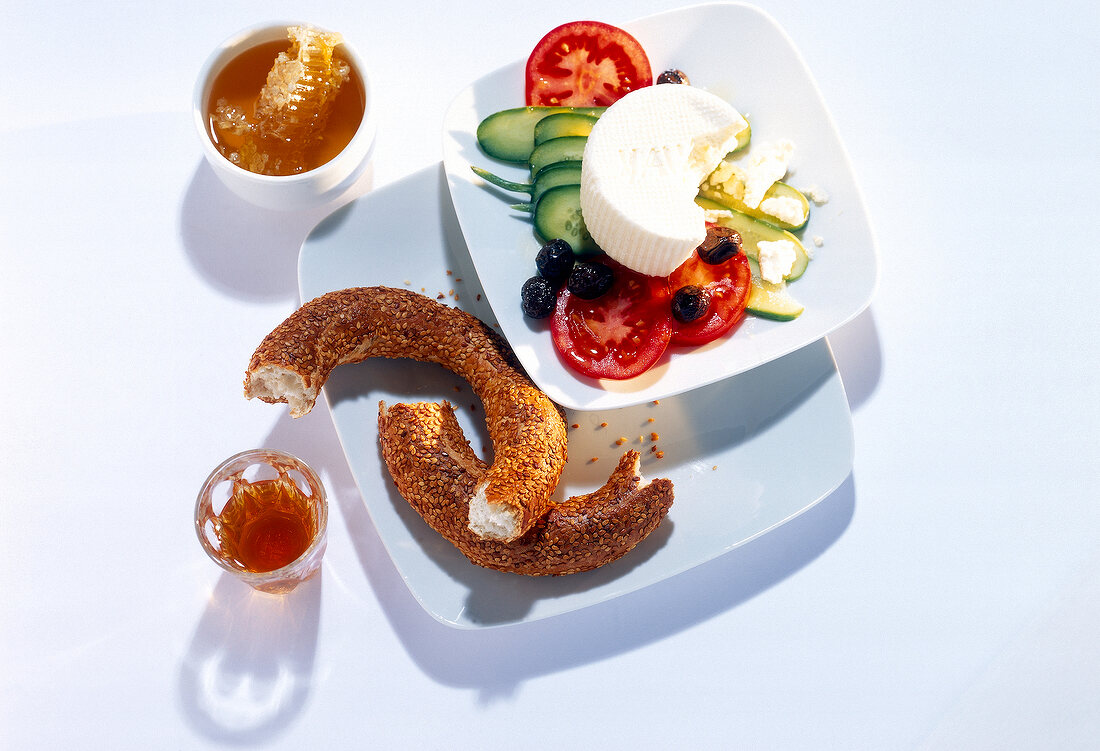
[[656, 69, 691, 85], [567, 261, 615, 300], [696, 225, 742, 264], [520, 276, 556, 318], [672, 285, 710, 323], [535, 238, 575, 286]]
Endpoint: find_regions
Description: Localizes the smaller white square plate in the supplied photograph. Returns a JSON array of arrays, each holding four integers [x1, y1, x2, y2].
[[442, 2, 878, 410]]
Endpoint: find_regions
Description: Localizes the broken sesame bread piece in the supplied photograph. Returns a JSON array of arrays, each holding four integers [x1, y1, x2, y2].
[[244, 286, 567, 542], [378, 400, 673, 575]]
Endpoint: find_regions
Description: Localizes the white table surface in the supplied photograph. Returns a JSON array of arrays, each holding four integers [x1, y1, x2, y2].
[[3, 1, 1098, 748]]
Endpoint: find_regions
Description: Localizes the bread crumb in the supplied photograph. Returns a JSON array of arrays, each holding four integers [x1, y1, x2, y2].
[[615, 437, 626, 446], [653, 400, 660, 405], [656, 451, 665, 459], [589, 456, 599, 463], [647, 417, 655, 423], [650, 432, 660, 441], [571, 423, 580, 429], [600, 421, 608, 428], [446, 270, 453, 275]]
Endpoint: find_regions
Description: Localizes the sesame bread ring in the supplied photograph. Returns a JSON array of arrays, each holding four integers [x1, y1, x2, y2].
[[378, 400, 673, 575], [244, 286, 566, 542]]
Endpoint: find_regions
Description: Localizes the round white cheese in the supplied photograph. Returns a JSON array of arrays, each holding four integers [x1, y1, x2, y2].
[[580, 85, 748, 277]]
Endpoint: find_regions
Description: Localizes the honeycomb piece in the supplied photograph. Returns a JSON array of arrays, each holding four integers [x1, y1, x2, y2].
[[255, 26, 350, 142], [215, 25, 351, 176]]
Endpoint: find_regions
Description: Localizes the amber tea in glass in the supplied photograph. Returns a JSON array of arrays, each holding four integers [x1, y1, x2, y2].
[[196, 449, 328, 594]]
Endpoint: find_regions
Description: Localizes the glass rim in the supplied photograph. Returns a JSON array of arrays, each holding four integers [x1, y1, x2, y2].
[[194, 448, 329, 583]]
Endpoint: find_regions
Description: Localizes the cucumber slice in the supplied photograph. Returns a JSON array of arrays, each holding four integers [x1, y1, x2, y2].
[[533, 184, 599, 255], [529, 136, 587, 178], [745, 258, 804, 320], [531, 161, 582, 203], [732, 119, 751, 153], [470, 160, 582, 203], [699, 180, 810, 231], [695, 197, 810, 281], [534, 112, 599, 146], [476, 106, 604, 162], [503, 163, 584, 212]]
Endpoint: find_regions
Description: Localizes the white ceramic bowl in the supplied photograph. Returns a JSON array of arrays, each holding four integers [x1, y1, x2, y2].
[[193, 21, 376, 211]]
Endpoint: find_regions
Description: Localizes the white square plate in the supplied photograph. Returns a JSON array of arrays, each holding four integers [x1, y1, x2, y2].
[[442, 2, 878, 410], [298, 164, 854, 628]]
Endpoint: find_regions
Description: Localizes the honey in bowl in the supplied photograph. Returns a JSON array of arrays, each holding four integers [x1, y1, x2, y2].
[[206, 25, 365, 176]]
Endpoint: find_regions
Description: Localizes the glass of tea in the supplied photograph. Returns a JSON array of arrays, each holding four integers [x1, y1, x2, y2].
[[195, 449, 328, 594]]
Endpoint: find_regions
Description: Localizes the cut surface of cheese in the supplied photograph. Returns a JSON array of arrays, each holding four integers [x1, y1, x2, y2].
[[580, 85, 748, 277]]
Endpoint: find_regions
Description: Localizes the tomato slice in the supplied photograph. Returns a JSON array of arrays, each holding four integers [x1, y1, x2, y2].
[[668, 250, 752, 346], [525, 21, 653, 107], [550, 262, 671, 380]]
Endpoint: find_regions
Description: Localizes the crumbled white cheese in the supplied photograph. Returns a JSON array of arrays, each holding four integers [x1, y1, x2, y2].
[[758, 239, 797, 283], [703, 208, 734, 223], [801, 184, 830, 205], [758, 195, 806, 226], [726, 140, 795, 209], [706, 160, 738, 190], [813, 235, 825, 247]]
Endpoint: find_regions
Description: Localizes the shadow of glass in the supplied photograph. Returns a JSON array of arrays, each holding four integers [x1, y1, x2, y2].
[[178, 573, 322, 742]]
